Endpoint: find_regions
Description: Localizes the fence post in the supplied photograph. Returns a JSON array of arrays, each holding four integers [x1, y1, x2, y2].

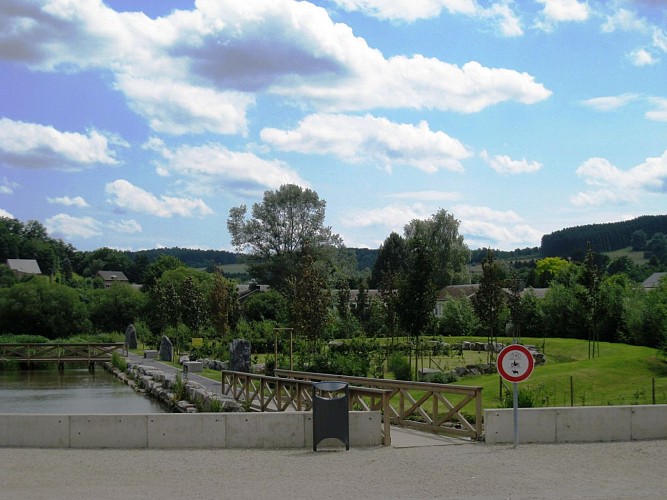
[[653, 378, 656, 405], [570, 376, 574, 407]]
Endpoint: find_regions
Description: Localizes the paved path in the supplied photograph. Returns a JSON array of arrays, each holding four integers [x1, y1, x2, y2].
[[2, 440, 666, 499]]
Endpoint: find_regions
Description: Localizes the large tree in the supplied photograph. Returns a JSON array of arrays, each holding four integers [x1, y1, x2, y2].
[[227, 184, 342, 289], [403, 209, 470, 288]]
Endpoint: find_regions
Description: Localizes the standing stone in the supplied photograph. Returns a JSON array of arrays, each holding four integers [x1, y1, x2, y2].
[[159, 335, 173, 362], [230, 339, 251, 373], [125, 324, 138, 349]]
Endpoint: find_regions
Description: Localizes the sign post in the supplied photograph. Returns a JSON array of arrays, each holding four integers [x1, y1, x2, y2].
[[497, 344, 535, 448]]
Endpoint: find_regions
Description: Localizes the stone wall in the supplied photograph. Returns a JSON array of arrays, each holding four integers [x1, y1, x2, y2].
[[105, 362, 241, 413]]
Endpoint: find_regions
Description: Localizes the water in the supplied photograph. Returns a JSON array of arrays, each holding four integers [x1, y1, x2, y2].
[[0, 367, 168, 414]]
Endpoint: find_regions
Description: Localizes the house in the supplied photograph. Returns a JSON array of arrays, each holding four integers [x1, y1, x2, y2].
[[97, 270, 130, 288], [643, 272, 667, 290], [433, 284, 548, 317], [6, 259, 42, 278]]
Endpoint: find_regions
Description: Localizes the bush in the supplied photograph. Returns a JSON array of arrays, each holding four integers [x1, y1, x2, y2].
[[502, 387, 536, 408], [388, 353, 412, 381], [424, 371, 459, 384], [111, 351, 128, 372]]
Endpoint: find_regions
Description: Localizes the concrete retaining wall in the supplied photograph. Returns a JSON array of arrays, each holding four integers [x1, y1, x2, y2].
[[0, 411, 381, 449], [484, 405, 667, 444]]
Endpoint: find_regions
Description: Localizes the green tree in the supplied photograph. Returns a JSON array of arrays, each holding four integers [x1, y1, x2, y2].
[[534, 256, 572, 287], [403, 209, 470, 288], [396, 233, 438, 379], [88, 284, 147, 333], [242, 288, 287, 324], [631, 230, 648, 251], [209, 272, 240, 338], [370, 232, 406, 288], [227, 184, 342, 290], [0, 279, 91, 338], [437, 297, 480, 337], [541, 283, 587, 339], [287, 250, 331, 343], [142, 255, 186, 290], [180, 276, 207, 334], [471, 249, 505, 362]]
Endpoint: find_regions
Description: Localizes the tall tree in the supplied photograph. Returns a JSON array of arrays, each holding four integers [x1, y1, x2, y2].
[[287, 250, 331, 343], [471, 249, 505, 362], [227, 184, 342, 290], [370, 232, 407, 288], [210, 272, 240, 338], [580, 242, 601, 358], [396, 233, 438, 379], [403, 209, 470, 288]]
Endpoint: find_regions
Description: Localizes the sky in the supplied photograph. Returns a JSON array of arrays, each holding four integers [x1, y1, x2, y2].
[[0, 0, 666, 253]]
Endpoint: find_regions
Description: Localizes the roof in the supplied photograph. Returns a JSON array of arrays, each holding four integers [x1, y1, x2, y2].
[[437, 284, 479, 300], [643, 272, 667, 289], [6, 259, 42, 275], [97, 270, 129, 282]]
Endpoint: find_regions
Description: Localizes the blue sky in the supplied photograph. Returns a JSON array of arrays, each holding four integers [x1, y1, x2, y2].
[[1, 0, 666, 253]]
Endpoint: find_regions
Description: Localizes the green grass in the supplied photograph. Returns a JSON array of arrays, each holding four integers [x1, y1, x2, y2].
[[220, 263, 248, 274], [605, 246, 648, 265], [452, 337, 667, 408]]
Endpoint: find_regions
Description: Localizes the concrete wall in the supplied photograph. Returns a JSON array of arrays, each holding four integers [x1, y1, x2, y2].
[[484, 405, 667, 444], [0, 411, 381, 449]]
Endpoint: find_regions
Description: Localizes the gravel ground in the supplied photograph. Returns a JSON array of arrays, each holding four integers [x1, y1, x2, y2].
[[1, 440, 666, 500]]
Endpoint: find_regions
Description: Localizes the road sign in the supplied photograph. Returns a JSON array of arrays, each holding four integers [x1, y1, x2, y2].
[[497, 344, 534, 383]]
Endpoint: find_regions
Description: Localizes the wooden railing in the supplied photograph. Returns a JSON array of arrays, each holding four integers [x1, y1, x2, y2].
[[0, 343, 127, 363], [275, 369, 484, 441], [221, 369, 392, 445]]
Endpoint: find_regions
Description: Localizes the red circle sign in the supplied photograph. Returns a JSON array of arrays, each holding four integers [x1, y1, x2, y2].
[[497, 344, 535, 383]]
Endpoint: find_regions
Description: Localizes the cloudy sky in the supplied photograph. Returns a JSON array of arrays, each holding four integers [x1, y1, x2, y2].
[[1, 0, 666, 252]]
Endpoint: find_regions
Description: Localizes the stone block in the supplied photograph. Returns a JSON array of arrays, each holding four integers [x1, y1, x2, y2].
[[144, 350, 158, 359], [226, 412, 306, 448], [183, 361, 203, 373], [556, 406, 631, 442], [630, 405, 667, 440]]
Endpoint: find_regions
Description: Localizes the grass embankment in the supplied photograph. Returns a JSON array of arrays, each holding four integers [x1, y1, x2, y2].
[[453, 338, 667, 408]]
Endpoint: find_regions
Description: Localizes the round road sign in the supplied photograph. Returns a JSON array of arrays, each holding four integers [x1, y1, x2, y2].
[[497, 344, 535, 383]]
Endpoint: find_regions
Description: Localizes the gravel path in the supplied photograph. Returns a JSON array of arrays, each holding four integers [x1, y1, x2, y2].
[[2, 440, 666, 499]]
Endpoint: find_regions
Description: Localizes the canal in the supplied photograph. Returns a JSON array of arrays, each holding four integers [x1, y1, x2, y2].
[[0, 367, 168, 414]]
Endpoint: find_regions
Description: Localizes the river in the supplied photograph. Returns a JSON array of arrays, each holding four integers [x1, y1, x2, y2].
[[0, 367, 168, 414]]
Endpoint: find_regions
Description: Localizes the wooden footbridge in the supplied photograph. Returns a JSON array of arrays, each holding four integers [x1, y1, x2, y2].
[[0, 343, 127, 369], [220, 367, 484, 445]]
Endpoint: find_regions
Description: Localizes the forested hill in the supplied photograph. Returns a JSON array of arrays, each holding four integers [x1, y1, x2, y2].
[[540, 215, 667, 258], [126, 247, 238, 269]]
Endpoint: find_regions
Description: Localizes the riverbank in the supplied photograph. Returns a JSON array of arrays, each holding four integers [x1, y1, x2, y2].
[[2, 439, 666, 499]]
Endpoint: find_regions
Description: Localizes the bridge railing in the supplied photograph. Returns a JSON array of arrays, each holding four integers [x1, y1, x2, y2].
[[275, 369, 484, 441], [0, 343, 127, 363], [220, 369, 392, 445]]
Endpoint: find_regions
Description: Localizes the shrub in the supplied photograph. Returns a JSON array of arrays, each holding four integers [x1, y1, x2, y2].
[[388, 353, 412, 381], [111, 351, 128, 372], [502, 387, 536, 408], [424, 371, 459, 384]]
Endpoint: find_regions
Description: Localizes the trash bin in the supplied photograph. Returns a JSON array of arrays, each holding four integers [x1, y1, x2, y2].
[[312, 381, 349, 451]]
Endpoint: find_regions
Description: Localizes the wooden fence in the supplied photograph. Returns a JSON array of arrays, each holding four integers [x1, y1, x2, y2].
[[275, 369, 484, 441], [221, 369, 392, 445], [0, 343, 127, 364]]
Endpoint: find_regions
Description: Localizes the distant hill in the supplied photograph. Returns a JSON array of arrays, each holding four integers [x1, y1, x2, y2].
[[540, 215, 667, 259], [126, 247, 237, 269]]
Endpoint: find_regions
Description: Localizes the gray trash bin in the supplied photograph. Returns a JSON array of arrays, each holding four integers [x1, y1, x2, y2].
[[312, 381, 349, 451]]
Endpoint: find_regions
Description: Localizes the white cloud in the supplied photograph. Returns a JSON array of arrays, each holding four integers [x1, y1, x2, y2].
[[389, 191, 463, 201], [480, 151, 542, 175], [0, 0, 550, 136], [0, 208, 14, 218], [0, 177, 17, 195], [646, 98, 667, 121], [148, 140, 308, 195], [45, 214, 102, 239], [47, 195, 89, 208], [535, 0, 590, 31], [601, 8, 649, 34], [105, 179, 214, 218], [581, 93, 639, 111], [453, 204, 542, 248], [108, 219, 142, 234], [0, 118, 124, 170], [329, 0, 476, 21], [341, 203, 432, 229], [629, 48, 658, 66], [261, 114, 471, 173], [653, 28, 667, 53], [572, 151, 667, 206]]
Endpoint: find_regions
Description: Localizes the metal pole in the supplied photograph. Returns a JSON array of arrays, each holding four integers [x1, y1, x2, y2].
[[513, 382, 519, 449], [570, 376, 574, 407]]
